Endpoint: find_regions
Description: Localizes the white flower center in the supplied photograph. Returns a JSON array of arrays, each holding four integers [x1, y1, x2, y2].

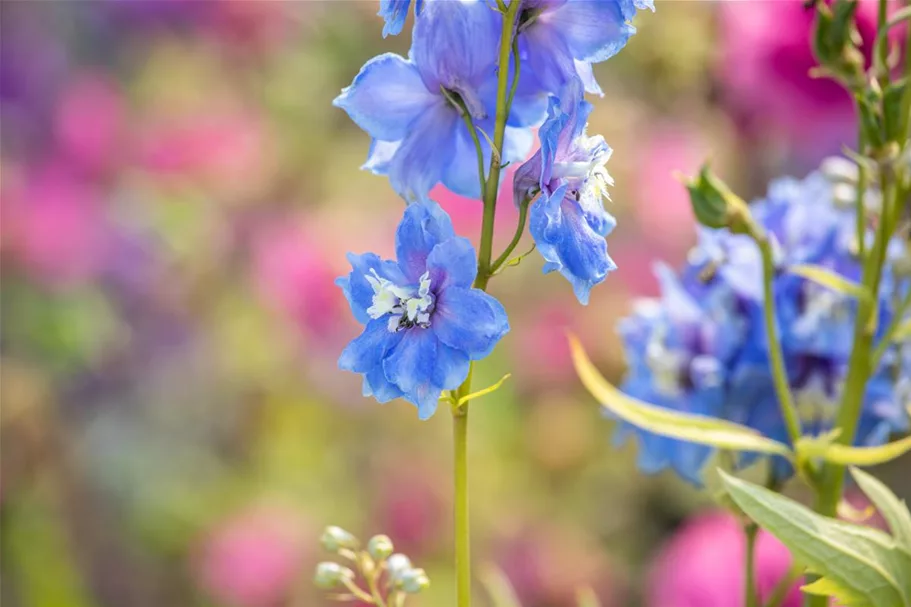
[[645, 324, 685, 397], [366, 269, 434, 332]]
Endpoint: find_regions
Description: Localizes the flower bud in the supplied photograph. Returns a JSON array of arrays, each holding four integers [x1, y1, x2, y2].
[[684, 164, 755, 236], [399, 568, 430, 594], [367, 534, 394, 561], [386, 553, 412, 581], [812, 0, 864, 84], [314, 562, 355, 589], [320, 526, 359, 553]]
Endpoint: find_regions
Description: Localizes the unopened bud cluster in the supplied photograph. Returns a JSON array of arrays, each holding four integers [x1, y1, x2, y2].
[[314, 526, 429, 604]]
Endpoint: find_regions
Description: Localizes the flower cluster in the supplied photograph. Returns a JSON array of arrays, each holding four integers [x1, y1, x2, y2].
[[616, 160, 910, 483], [334, 0, 654, 416]]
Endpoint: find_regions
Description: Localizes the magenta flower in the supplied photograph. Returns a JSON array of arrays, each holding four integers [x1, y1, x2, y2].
[[55, 73, 125, 176], [194, 506, 312, 607], [646, 512, 801, 607]]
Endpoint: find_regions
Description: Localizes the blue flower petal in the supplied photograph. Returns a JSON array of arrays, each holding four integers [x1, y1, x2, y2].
[[378, 0, 411, 37], [521, 23, 577, 97], [337, 253, 408, 324], [530, 184, 617, 305], [546, 0, 638, 63], [574, 60, 603, 97], [362, 139, 401, 175], [426, 236, 477, 291], [432, 341, 471, 392], [395, 199, 457, 282], [334, 53, 436, 142], [411, 0, 500, 98], [364, 365, 405, 403], [443, 120, 491, 199], [339, 318, 404, 373], [388, 101, 459, 202], [382, 328, 442, 419], [433, 286, 509, 359]]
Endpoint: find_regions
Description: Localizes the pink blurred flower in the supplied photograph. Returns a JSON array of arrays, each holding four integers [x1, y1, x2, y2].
[[511, 304, 576, 387], [646, 512, 801, 607], [55, 73, 125, 176], [252, 218, 344, 340], [719, 0, 904, 164], [498, 523, 624, 607], [135, 109, 268, 189], [195, 505, 311, 607], [431, 165, 522, 250], [2, 161, 109, 288], [372, 471, 446, 557], [633, 124, 701, 250]]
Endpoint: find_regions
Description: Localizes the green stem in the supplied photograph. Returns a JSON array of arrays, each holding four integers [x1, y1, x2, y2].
[[450, 7, 521, 606], [452, 405, 470, 607], [756, 236, 803, 446], [876, 0, 889, 88], [475, 0, 521, 291], [744, 523, 760, 607], [871, 287, 911, 369], [490, 194, 531, 274], [764, 564, 803, 607], [811, 176, 894, 546], [446, 89, 488, 196]]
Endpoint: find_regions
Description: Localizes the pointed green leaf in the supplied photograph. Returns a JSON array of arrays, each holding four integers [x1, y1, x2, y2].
[[851, 467, 911, 552], [801, 577, 869, 607], [796, 434, 911, 467], [457, 373, 511, 406], [480, 566, 521, 607], [788, 264, 872, 302], [569, 335, 792, 458], [720, 470, 911, 607]]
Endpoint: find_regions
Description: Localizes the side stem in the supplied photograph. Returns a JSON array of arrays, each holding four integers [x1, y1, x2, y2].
[[756, 236, 803, 446], [744, 523, 760, 607]]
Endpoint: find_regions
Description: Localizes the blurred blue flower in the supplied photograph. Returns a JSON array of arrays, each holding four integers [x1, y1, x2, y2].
[[615, 262, 745, 485], [617, 161, 910, 484], [378, 0, 423, 37], [516, 0, 654, 96], [515, 82, 616, 304], [334, 0, 541, 202], [337, 200, 509, 419]]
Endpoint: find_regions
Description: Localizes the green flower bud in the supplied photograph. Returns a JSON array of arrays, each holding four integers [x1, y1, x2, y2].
[[314, 562, 355, 589], [684, 164, 755, 236], [812, 0, 864, 84], [367, 534, 394, 561], [386, 553, 412, 581], [320, 526, 359, 553], [399, 568, 430, 594]]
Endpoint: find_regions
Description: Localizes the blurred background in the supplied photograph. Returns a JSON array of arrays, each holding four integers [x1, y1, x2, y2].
[[1, 2, 908, 606]]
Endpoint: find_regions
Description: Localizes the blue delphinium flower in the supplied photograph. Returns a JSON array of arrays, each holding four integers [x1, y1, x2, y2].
[[514, 81, 616, 304], [515, 0, 655, 96], [337, 200, 509, 419], [615, 262, 747, 485], [334, 0, 541, 203], [378, 0, 423, 38], [619, 161, 909, 484]]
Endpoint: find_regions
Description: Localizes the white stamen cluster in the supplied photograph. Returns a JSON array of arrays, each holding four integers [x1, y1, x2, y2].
[[366, 269, 434, 332]]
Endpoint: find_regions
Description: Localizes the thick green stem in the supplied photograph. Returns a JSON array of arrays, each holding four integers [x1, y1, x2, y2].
[[451, 8, 521, 606], [756, 237, 803, 446], [452, 404, 470, 607], [744, 523, 760, 607], [475, 0, 521, 291]]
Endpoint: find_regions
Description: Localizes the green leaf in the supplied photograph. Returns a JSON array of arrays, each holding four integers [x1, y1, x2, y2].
[[568, 334, 793, 459], [851, 467, 911, 552], [788, 264, 872, 302], [720, 470, 911, 607], [479, 566, 521, 607], [456, 373, 511, 407], [796, 434, 911, 467]]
